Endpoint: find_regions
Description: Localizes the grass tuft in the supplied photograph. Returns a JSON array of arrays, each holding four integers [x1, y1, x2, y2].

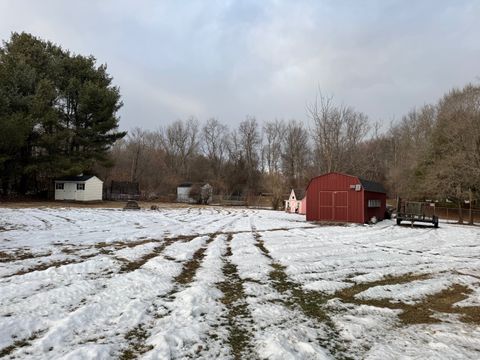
[[0, 331, 44, 358], [119, 325, 154, 360]]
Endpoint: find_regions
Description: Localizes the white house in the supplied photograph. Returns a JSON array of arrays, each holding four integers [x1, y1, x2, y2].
[[54, 175, 103, 201]]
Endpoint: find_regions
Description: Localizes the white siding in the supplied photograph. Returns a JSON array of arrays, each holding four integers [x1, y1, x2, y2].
[[55, 183, 76, 200], [177, 187, 193, 203], [81, 177, 103, 201], [54, 176, 103, 201]]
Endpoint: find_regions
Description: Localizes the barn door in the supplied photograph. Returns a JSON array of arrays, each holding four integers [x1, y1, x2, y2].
[[319, 191, 333, 220], [333, 191, 348, 222]]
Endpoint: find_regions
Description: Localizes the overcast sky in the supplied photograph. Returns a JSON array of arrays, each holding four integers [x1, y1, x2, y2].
[[1, 0, 479, 131]]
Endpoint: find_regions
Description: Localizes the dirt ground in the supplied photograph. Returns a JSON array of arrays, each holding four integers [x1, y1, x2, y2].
[[0, 200, 194, 209]]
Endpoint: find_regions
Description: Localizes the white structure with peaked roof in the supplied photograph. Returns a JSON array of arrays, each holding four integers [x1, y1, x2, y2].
[[285, 188, 307, 214], [177, 182, 213, 204], [54, 175, 103, 201]]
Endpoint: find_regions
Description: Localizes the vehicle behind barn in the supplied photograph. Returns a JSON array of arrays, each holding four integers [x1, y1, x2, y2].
[[396, 198, 439, 227]]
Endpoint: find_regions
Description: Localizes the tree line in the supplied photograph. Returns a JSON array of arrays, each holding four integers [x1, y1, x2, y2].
[[1, 33, 479, 211], [99, 95, 374, 208], [0, 32, 125, 196], [101, 84, 480, 211]]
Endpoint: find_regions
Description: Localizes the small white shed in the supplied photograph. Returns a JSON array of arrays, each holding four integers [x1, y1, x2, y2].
[[177, 182, 194, 203], [54, 175, 103, 201], [177, 182, 213, 204]]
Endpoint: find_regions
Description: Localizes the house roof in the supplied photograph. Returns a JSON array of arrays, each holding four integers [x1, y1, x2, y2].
[[358, 178, 386, 193], [178, 182, 211, 188], [55, 175, 96, 182], [293, 188, 306, 199]]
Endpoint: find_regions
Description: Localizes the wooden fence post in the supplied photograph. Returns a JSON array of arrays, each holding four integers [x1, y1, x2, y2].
[[469, 189, 473, 225]]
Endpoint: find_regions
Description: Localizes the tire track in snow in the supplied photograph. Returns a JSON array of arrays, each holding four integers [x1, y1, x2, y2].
[[211, 215, 333, 359], [116, 235, 198, 273], [0, 239, 155, 279], [1, 234, 211, 359], [248, 217, 350, 359], [118, 214, 245, 359], [120, 234, 223, 359], [1, 210, 302, 359], [216, 234, 256, 360], [141, 234, 232, 359], [2, 233, 199, 279]]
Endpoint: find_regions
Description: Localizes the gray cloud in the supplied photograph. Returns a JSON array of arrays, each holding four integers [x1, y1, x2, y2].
[[1, 0, 479, 131]]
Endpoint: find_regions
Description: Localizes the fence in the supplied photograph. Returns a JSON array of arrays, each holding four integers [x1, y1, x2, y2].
[[104, 181, 140, 201], [433, 206, 480, 225], [209, 195, 275, 208], [211, 195, 247, 206]]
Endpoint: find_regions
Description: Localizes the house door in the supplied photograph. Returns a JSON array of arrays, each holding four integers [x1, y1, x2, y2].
[[64, 183, 76, 200]]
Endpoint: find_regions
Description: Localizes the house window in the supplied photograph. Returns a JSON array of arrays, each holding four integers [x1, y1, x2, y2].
[[55, 183, 64, 190], [368, 199, 381, 208], [77, 183, 85, 190]]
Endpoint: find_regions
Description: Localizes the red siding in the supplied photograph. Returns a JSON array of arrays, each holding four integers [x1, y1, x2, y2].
[[364, 191, 387, 222], [306, 173, 364, 223], [306, 172, 386, 224]]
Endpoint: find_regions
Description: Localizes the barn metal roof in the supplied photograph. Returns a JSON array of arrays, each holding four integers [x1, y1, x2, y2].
[[358, 178, 387, 193], [55, 175, 95, 182]]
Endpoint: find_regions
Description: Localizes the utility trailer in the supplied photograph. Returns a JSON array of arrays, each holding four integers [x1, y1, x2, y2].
[[396, 198, 439, 228]]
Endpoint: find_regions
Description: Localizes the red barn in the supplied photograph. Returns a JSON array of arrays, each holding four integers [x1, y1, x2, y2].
[[305, 172, 387, 224]]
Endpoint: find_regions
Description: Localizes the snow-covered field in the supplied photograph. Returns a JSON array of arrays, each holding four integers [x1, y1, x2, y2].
[[1, 207, 479, 359]]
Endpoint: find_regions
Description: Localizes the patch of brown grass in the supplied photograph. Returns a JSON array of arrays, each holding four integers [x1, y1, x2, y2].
[[398, 284, 479, 325], [118, 246, 165, 273], [334, 275, 480, 325], [8, 259, 80, 277], [0, 250, 52, 263], [0, 330, 45, 357], [175, 236, 214, 285], [119, 325, 154, 360], [268, 262, 352, 358], [217, 237, 254, 360], [336, 273, 431, 300], [95, 238, 156, 250], [119, 235, 196, 273], [252, 235, 273, 260]]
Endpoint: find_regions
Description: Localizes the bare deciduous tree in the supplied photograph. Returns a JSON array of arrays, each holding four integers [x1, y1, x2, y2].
[[101, 82, 480, 218], [202, 118, 228, 177], [308, 93, 369, 174], [127, 127, 147, 182], [239, 116, 261, 172], [423, 84, 480, 223], [263, 119, 285, 174], [281, 119, 310, 189], [222, 116, 263, 197], [159, 117, 199, 178]]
